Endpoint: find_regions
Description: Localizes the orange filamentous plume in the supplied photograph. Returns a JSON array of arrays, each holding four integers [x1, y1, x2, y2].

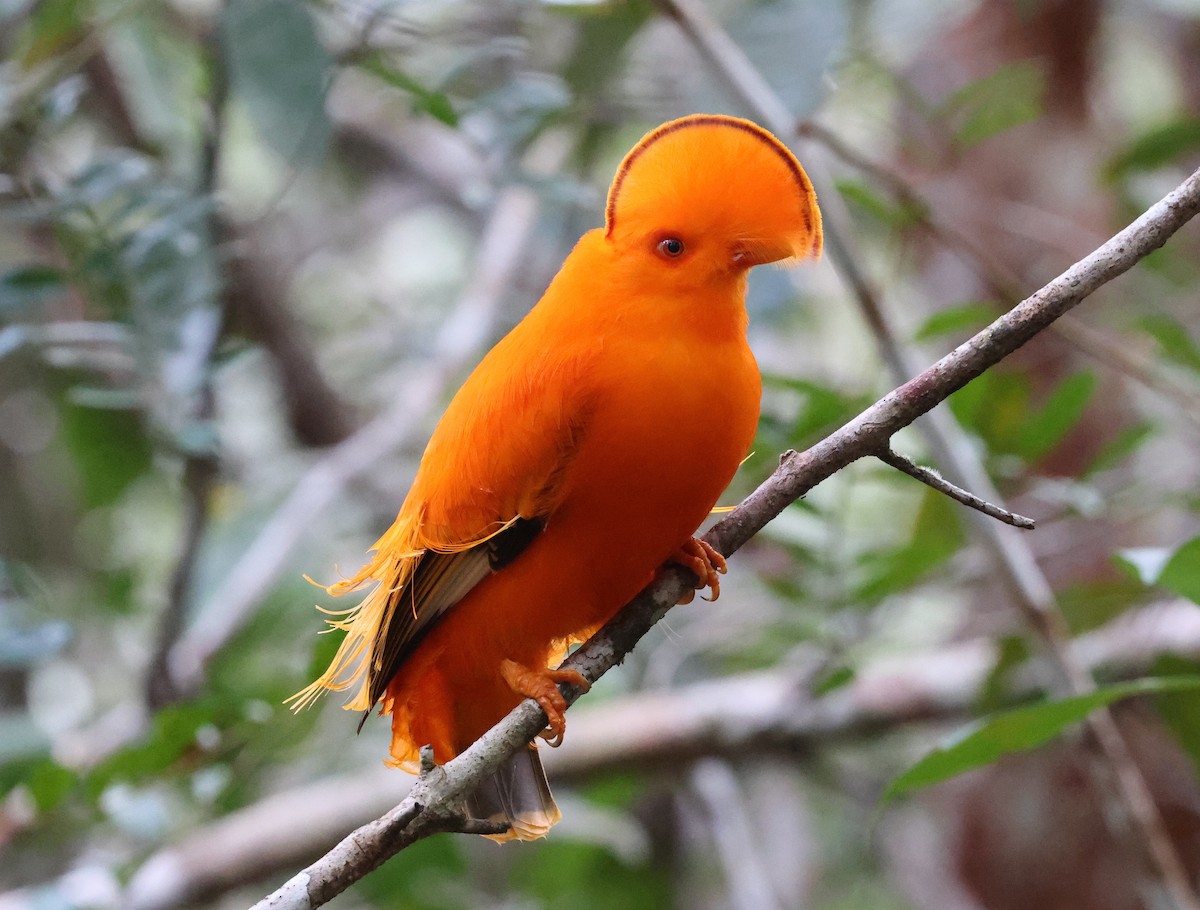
[[287, 512, 522, 713], [292, 114, 821, 840]]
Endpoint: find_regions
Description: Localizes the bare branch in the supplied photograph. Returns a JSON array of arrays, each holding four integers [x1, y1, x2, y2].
[[874, 447, 1036, 529], [244, 147, 1200, 907], [144, 22, 229, 710], [690, 759, 787, 910], [218, 217, 357, 448]]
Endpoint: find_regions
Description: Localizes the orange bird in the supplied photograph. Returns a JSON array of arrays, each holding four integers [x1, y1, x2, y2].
[[291, 114, 822, 840]]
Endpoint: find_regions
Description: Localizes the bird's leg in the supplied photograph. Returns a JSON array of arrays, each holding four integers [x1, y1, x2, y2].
[[500, 659, 591, 747], [669, 537, 728, 604]]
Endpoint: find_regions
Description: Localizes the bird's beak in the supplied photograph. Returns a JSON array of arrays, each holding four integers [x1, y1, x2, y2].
[[730, 239, 796, 268]]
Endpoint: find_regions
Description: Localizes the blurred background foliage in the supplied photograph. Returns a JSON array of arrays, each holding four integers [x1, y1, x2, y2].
[[1, 0, 1200, 907]]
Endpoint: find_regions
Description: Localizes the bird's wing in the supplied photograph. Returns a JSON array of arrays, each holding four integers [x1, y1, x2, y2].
[[359, 514, 547, 717], [289, 338, 591, 716]]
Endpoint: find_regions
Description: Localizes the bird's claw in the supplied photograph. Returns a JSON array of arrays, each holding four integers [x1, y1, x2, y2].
[[500, 659, 590, 748], [670, 537, 727, 604]]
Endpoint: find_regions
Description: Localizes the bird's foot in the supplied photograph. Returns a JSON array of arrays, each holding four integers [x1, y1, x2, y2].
[[670, 537, 728, 604], [500, 659, 590, 747]]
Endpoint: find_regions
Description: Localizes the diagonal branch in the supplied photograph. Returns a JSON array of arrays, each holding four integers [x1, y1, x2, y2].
[[248, 150, 1200, 909]]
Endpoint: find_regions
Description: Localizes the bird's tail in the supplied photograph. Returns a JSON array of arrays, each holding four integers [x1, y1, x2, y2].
[[466, 743, 561, 842]]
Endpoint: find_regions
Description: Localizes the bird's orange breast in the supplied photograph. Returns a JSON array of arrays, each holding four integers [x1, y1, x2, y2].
[[555, 327, 760, 614], [470, 261, 764, 654]]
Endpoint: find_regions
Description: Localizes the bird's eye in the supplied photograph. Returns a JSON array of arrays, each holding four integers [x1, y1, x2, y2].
[[656, 237, 685, 258]]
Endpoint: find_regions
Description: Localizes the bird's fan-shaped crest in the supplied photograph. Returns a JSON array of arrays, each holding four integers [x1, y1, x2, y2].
[[605, 114, 822, 261]]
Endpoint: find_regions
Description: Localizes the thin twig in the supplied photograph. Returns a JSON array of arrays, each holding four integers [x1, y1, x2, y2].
[[144, 15, 229, 710], [246, 151, 1200, 908], [874, 447, 1036, 529], [418, 744, 438, 777], [690, 759, 788, 910], [218, 217, 358, 447], [1054, 314, 1200, 434]]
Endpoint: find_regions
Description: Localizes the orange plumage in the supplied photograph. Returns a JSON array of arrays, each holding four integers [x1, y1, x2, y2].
[[291, 114, 821, 840]]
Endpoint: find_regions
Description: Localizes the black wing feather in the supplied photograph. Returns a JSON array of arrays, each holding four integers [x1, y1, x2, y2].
[[359, 516, 546, 721]]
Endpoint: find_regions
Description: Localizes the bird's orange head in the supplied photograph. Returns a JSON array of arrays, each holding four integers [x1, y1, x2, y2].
[[604, 114, 822, 275]]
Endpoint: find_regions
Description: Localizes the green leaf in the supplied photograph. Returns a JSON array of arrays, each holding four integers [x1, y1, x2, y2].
[[761, 374, 873, 448], [787, 383, 861, 443], [913, 302, 998, 342], [359, 54, 458, 126], [28, 761, 77, 812], [855, 486, 965, 603], [976, 635, 1030, 713], [1016, 371, 1096, 460], [1114, 537, 1200, 605], [584, 772, 646, 809], [1160, 537, 1200, 604], [811, 665, 855, 697], [558, 0, 653, 96], [945, 375, 1088, 462], [220, 0, 332, 165], [15, 0, 85, 67], [510, 840, 671, 910], [1114, 547, 1173, 586], [941, 62, 1044, 149], [86, 702, 218, 798], [352, 834, 466, 910], [947, 370, 1032, 453], [57, 395, 153, 509], [1057, 575, 1148, 635], [1106, 117, 1200, 182], [1138, 314, 1200, 375], [101, 568, 138, 615], [835, 179, 924, 228], [0, 716, 52, 793], [1084, 421, 1155, 476], [306, 621, 343, 682], [885, 676, 1200, 802], [0, 265, 67, 315], [1151, 655, 1200, 772]]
